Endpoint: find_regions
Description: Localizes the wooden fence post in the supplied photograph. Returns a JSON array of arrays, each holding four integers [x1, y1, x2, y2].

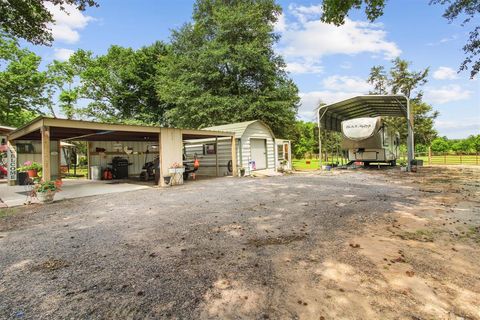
[[428, 147, 432, 165]]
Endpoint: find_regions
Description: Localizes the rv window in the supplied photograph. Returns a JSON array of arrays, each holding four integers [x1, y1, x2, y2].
[[277, 145, 284, 160], [383, 128, 389, 147], [203, 143, 216, 155]]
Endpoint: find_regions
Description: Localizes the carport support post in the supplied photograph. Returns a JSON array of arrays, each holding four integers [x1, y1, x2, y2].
[[406, 98, 414, 172], [318, 119, 322, 170], [41, 126, 51, 181], [215, 137, 219, 177], [231, 136, 237, 176], [158, 128, 183, 187]]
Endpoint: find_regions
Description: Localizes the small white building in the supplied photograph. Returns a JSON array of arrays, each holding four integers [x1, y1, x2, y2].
[[185, 120, 291, 176]]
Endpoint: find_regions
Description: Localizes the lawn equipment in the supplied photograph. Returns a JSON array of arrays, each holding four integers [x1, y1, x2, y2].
[[140, 146, 159, 182]]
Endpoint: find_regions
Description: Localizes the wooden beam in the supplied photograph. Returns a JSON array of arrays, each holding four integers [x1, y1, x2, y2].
[[158, 133, 164, 187], [8, 117, 43, 141], [41, 126, 51, 181], [231, 137, 237, 177], [86, 142, 91, 179], [215, 137, 219, 177], [57, 140, 61, 179], [43, 117, 160, 134], [181, 128, 234, 138]]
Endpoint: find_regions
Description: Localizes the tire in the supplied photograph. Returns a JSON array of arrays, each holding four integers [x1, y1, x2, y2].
[[227, 160, 233, 173], [390, 160, 396, 166], [364, 162, 370, 167]]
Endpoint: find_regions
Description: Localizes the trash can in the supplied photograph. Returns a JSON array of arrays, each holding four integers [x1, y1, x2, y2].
[[90, 166, 102, 180]]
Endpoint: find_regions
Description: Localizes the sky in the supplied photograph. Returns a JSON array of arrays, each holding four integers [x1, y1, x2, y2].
[[28, 0, 480, 138]]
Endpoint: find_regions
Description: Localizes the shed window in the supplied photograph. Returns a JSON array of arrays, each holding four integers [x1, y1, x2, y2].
[[277, 145, 284, 160], [203, 143, 216, 155]]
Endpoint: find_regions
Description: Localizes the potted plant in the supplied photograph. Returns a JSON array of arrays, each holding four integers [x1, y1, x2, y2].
[[34, 180, 62, 203], [17, 161, 42, 178]]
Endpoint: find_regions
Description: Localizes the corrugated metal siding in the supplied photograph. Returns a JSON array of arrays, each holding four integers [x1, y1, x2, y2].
[[240, 122, 275, 174], [89, 141, 157, 176], [205, 120, 257, 138], [186, 122, 275, 176], [16, 140, 59, 179], [185, 138, 238, 176]]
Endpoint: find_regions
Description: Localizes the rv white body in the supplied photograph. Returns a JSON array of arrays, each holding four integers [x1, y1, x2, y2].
[[341, 117, 399, 164]]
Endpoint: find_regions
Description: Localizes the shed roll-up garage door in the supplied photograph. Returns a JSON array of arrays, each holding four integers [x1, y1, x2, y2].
[[250, 138, 267, 170]]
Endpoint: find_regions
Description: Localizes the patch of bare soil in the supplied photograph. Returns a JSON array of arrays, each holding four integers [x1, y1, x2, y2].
[[269, 166, 480, 319], [0, 166, 478, 319]]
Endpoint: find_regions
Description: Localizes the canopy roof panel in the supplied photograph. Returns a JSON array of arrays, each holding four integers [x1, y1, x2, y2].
[[8, 117, 234, 142], [317, 95, 408, 132], [205, 120, 275, 139]]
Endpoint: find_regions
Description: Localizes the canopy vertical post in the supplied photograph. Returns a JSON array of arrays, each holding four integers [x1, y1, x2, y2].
[[318, 113, 322, 170], [215, 136, 219, 177], [406, 97, 414, 171], [41, 126, 51, 181], [231, 137, 237, 176]]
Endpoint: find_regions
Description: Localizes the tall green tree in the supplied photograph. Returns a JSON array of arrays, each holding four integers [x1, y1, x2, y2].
[[0, 33, 47, 126], [321, 0, 480, 78], [66, 42, 171, 124], [156, 0, 299, 137], [0, 0, 97, 45], [368, 58, 438, 145]]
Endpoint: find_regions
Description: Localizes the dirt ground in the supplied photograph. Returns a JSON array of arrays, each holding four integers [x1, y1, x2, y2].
[[0, 166, 479, 320]]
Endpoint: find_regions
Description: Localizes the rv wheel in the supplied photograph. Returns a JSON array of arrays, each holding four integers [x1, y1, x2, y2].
[[390, 160, 396, 166], [227, 160, 233, 173]]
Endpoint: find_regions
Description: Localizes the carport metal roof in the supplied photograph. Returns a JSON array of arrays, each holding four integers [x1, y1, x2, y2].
[[316, 94, 414, 171], [7, 117, 235, 141]]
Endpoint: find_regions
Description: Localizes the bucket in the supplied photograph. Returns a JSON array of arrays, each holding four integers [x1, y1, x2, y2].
[[90, 166, 102, 180]]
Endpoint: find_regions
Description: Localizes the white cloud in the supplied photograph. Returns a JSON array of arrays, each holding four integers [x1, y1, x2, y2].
[[298, 75, 372, 120], [286, 61, 323, 74], [427, 34, 458, 46], [276, 4, 401, 74], [433, 66, 458, 80], [274, 13, 286, 32], [299, 90, 364, 120], [424, 85, 472, 104], [54, 48, 74, 61], [45, 3, 93, 44], [435, 118, 480, 138], [322, 75, 372, 92]]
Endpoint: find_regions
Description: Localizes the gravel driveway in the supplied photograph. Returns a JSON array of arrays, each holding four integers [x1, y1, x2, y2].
[[1, 168, 479, 319]]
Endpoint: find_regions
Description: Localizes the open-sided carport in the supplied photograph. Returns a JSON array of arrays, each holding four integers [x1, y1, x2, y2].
[[6, 117, 237, 187], [317, 94, 414, 171]]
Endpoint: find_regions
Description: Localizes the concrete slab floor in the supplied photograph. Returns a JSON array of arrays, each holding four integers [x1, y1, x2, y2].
[[0, 179, 152, 207]]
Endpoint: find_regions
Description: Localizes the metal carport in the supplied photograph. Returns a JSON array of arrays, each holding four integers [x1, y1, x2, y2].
[[6, 117, 237, 187], [317, 94, 414, 171]]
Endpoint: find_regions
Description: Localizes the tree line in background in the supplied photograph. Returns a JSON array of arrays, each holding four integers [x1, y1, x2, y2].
[[1, 0, 477, 160], [1, 0, 298, 139]]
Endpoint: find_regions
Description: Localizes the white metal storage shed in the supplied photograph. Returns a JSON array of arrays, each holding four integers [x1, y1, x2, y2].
[[185, 120, 291, 176]]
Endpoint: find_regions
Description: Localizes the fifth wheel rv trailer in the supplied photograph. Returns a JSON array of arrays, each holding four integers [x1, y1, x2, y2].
[[341, 117, 399, 166]]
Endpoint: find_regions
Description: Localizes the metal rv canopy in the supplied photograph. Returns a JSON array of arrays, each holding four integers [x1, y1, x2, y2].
[[317, 94, 414, 171]]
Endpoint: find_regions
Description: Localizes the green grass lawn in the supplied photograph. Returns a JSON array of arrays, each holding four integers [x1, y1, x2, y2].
[[63, 166, 88, 178], [293, 154, 479, 170]]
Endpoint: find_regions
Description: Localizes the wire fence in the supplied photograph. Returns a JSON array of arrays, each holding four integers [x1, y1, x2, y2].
[[294, 152, 480, 170], [400, 152, 480, 166]]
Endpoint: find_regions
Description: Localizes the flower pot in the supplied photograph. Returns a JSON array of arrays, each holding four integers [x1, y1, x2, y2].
[[27, 169, 38, 178], [37, 191, 55, 203]]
